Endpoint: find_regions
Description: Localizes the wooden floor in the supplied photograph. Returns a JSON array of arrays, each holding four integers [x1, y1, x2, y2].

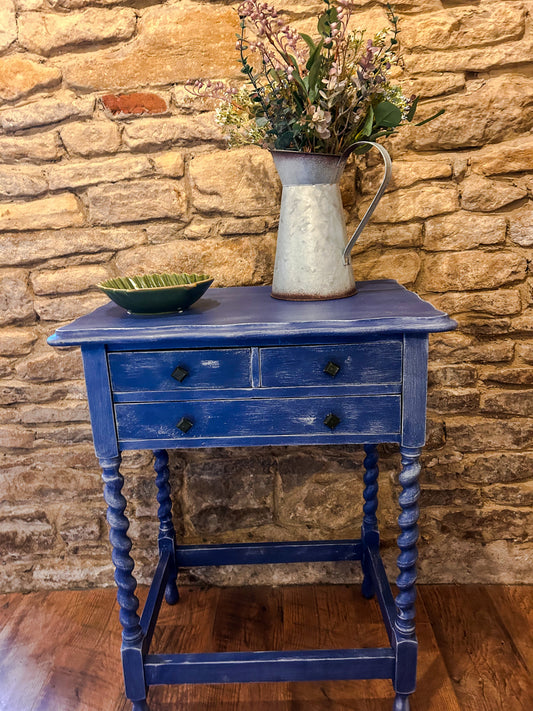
[[0, 585, 531, 711]]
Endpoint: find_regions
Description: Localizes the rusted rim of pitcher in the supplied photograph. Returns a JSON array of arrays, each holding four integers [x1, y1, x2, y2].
[[271, 286, 357, 301]]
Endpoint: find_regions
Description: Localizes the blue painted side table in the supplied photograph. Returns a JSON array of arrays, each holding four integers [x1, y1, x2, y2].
[[48, 280, 456, 711]]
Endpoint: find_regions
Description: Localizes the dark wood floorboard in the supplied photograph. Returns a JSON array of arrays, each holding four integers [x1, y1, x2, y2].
[[419, 585, 533, 711], [0, 584, 531, 711]]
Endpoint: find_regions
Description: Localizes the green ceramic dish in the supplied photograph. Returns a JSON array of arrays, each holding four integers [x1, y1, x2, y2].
[[97, 272, 214, 315]]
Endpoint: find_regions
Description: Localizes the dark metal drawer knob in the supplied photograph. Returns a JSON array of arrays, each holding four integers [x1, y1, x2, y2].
[[171, 365, 189, 382], [176, 417, 193, 434], [324, 361, 341, 377], [324, 413, 341, 430]]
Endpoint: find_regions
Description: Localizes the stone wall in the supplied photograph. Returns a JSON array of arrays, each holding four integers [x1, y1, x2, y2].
[[1, 0, 532, 593]]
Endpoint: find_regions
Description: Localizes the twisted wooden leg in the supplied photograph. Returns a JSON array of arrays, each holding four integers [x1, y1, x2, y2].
[[393, 693, 410, 711], [395, 446, 421, 636], [154, 449, 179, 605], [361, 444, 379, 599], [392, 446, 421, 710], [100, 455, 148, 710]]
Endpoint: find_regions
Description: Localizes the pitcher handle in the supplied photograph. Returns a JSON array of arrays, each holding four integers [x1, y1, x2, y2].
[[341, 141, 392, 266]]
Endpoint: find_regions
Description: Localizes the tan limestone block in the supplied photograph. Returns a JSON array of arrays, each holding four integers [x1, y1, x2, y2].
[[31, 264, 110, 295], [361, 158, 452, 194], [0, 425, 35, 449], [404, 73, 465, 99], [171, 85, 219, 114], [0, 328, 37, 356], [18, 401, 90, 424], [405, 35, 533, 74], [0, 92, 95, 132], [47, 154, 152, 191], [0, 55, 62, 103], [360, 183, 459, 223], [482, 368, 533, 386], [15, 348, 83, 381], [0, 269, 35, 326], [59, 121, 120, 157], [471, 135, 533, 176], [393, 0, 444, 10], [510, 310, 533, 334], [517, 343, 533, 364], [49, 0, 129, 6], [461, 175, 526, 212], [0, 226, 146, 266], [484, 482, 533, 508], [151, 151, 185, 178], [466, 452, 533, 486], [509, 204, 533, 246], [407, 76, 533, 150], [114, 234, 276, 287], [0, 0, 17, 52], [431, 290, 522, 317], [428, 365, 477, 388], [426, 388, 480, 415], [278, 472, 360, 532], [0, 165, 48, 198], [0, 380, 87, 405], [419, 251, 527, 292], [34, 292, 108, 321], [352, 250, 421, 285], [0, 193, 85, 232], [190, 147, 281, 217], [401, 4, 525, 50], [18, 8, 137, 55], [481, 391, 533, 417], [424, 212, 507, 251], [0, 132, 63, 162], [87, 179, 188, 225], [429, 331, 514, 364], [350, 223, 422, 250], [54, 3, 242, 91], [219, 217, 269, 236], [457, 316, 511, 338], [123, 115, 224, 152]]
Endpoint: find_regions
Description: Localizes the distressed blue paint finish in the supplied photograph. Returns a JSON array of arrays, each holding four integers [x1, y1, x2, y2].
[[153, 450, 179, 605], [393, 446, 422, 705], [109, 348, 251, 392], [100, 455, 147, 706], [175, 539, 363, 567], [144, 648, 396, 686], [260, 340, 402, 387], [47, 280, 456, 711], [115, 395, 401, 444], [361, 444, 379, 599], [47, 281, 455, 349]]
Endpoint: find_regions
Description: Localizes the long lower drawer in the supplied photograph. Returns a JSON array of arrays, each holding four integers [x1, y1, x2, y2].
[[115, 395, 401, 444]]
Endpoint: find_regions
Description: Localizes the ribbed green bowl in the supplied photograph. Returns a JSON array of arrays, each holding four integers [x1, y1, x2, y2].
[[97, 272, 214, 315]]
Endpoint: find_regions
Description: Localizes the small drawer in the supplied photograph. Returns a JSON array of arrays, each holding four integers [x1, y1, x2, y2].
[[260, 341, 402, 388], [115, 395, 401, 443], [108, 349, 251, 393]]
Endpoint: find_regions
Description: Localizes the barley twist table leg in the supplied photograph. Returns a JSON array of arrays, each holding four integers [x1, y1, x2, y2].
[[392, 446, 421, 711], [154, 449, 179, 604], [100, 455, 148, 711], [361, 444, 379, 599]]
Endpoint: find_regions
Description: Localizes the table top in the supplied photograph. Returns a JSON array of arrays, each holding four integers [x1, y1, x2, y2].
[[48, 280, 456, 348]]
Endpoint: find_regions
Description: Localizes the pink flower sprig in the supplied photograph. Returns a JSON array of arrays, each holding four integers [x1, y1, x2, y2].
[[185, 1, 437, 153]]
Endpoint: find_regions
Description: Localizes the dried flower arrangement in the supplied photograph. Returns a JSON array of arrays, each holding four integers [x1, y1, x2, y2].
[[187, 1, 441, 155]]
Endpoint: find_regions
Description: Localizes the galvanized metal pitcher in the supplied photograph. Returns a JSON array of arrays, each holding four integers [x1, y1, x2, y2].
[[271, 141, 392, 301]]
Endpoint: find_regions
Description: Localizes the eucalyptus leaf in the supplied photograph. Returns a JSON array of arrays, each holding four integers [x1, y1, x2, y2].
[[373, 100, 402, 128]]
